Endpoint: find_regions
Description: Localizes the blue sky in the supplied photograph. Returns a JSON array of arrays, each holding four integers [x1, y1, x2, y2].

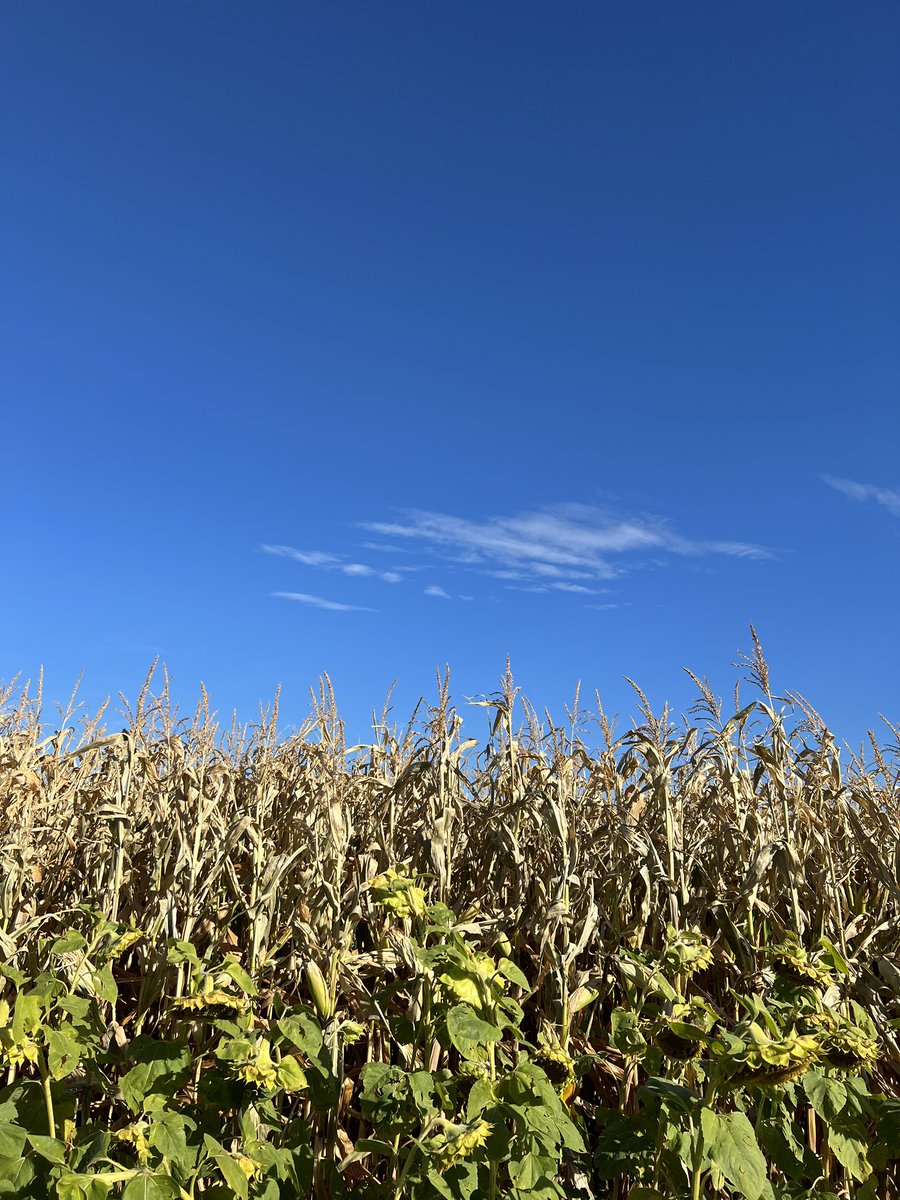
[[2, 2, 898, 748]]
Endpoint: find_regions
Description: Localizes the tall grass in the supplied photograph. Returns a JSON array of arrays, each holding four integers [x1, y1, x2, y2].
[[1, 641, 898, 1084]]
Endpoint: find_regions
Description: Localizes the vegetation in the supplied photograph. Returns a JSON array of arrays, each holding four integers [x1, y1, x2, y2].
[[1, 638, 898, 1197]]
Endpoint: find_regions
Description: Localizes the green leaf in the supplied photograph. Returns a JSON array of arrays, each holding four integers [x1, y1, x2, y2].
[[86, 966, 118, 1004], [120, 1037, 192, 1114], [337, 1137, 395, 1171], [0, 1079, 76, 1131], [508, 1150, 552, 1189], [757, 1113, 819, 1183], [222, 958, 258, 997], [437, 965, 485, 1009], [12, 992, 42, 1041], [166, 940, 201, 969], [466, 1078, 495, 1120], [701, 1109, 767, 1200], [26, 1132, 67, 1163], [148, 1110, 194, 1163], [46, 1023, 83, 1080], [828, 1123, 872, 1181], [593, 1110, 659, 1179], [122, 1175, 181, 1200], [408, 1070, 439, 1119], [803, 1070, 847, 1121], [50, 931, 88, 957], [0, 1156, 36, 1195], [639, 1075, 699, 1114], [276, 1055, 308, 1092], [446, 1004, 502, 1059], [0, 1125, 26, 1160], [872, 1100, 900, 1168], [359, 1063, 412, 1130], [71, 1130, 111, 1174], [57, 1173, 113, 1200], [204, 1135, 249, 1200], [496, 957, 529, 990], [0, 965, 29, 989], [610, 1007, 647, 1058], [277, 1011, 324, 1056], [305, 1060, 341, 1110]]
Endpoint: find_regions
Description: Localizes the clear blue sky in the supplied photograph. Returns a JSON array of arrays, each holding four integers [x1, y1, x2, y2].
[[2, 2, 898, 748]]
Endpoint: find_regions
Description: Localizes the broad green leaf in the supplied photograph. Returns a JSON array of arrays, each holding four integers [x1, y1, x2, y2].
[[639, 1075, 699, 1114], [446, 1004, 502, 1059], [57, 1175, 113, 1200], [148, 1110, 194, 1163], [872, 1099, 900, 1168], [166, 941, 201, 969], [0, 965, 29, 989], [46, 1023, 83, 1080], [496, 957, 529, 990], [466, 1078, 495, 1119], [337, 1137, 395, 1170], [277, 1011, 324, 1056], [701, 1109, 767, 1200], [122, 1174, 181, 1200], [0, 1155, 36, 1195], [222, 958, 257, 997], [359, 1063, 411, 1129], [12, 992, 42, 1041], [26, 1132, 67, 1163], [71, 1129, 111, 1174], [593, 1110, 659, 1179], [610, 1007, 647, 1058], [51, 931, 88, 956], [829, 1123, 872, 1181], [803, 1070, 847, 1121], [437, 965, 485, 1009], [276, 1055, 308, 1092], [425, 1167, 457, 1200], [204, 1135, 249, 1200], [120, 1037, 191, 1114], [508, 1150, 553, 1189], [0, 1125, 26, 1159], [85, 966, 118, 1004], [757, 1114, 819, 1182], [408, 1070, 439, 1118], [305, 1060, 341, 1110], [0, 1079, 76, 1130]]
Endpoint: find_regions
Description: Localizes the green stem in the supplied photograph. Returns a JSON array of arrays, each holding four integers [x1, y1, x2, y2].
[[487, 1040, 498, 1200], [392, 1119, 437, 1200], [690, 1080, 718, 1200], [38, 1049, 56, 1139]]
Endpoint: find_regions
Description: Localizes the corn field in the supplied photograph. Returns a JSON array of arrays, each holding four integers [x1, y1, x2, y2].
[[1, 640, 899, 1197]]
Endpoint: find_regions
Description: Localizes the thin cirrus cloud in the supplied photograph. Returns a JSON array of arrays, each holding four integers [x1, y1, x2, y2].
[[823, 475, 900, 518], [261, 544, 402, 584], [272, 591, 376, 613], [362, 504, 772, 584], [423, 585, 451, 599]]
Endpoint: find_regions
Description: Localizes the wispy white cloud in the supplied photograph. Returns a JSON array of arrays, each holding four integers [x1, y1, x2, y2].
[[424, 585, 452, 599], [512, 581, 607, 595], [263, 545, 340, 568], [273, 591, 376, 613], [548, 581, 603, 593], [262, 544, 401, 584], [362, 504, 771, 584], [361, 541, 414, 555], [823, 475, 900, 518]]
